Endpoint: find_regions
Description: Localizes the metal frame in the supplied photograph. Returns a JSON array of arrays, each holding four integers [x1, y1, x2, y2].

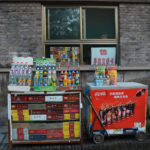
[[42, 5, 119, 66]]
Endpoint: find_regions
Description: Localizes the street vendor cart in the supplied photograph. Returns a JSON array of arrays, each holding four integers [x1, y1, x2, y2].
[[84, 82, 148, 143]]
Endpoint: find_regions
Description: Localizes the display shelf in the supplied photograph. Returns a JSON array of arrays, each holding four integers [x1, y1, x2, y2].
[[12, 119, 80, 123], [8, 90, 83, 150]]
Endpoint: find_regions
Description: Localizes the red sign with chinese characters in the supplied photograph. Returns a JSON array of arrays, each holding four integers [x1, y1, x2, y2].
[[90, 88, 147, 130]]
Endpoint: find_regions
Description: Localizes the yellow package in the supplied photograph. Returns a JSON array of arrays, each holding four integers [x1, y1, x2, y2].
[[75, 113, 79, 119], [11, 110, 18, 115], [64, 114, 70, 120], [23, 109, 29, 115]]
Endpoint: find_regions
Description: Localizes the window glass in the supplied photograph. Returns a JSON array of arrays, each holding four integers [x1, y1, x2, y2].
[[46, 8, 80, 40], [82, 8, 115, 39]]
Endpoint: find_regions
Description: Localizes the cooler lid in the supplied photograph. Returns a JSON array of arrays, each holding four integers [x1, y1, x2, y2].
[[85, 82, 148, 90]]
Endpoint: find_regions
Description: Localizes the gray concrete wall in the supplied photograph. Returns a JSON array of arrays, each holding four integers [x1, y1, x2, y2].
[[0, 3, 42, 68]]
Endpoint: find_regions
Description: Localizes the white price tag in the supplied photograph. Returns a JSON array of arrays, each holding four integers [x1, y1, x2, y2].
[[45, 96, 63, 102]]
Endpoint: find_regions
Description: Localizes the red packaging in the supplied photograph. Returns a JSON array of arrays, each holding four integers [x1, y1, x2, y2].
[[16, 104, 28, 109], [47, 115, 57, 120], [29, 109, 47, 115], [18, 116, 24, 121], [17, 134, 24, 140], [11, 96, 27, 102], [11, 104, 17, 110], [27, 96, 45, 102], [57, 114, 64, 119], [69, 122, 74, 128], [29, 129, 47, 134], [17, 128, 24, 135], [70, 113, 75, 119], [18, 110, 23, 115], [69, 132, 75, 138], [63, 95, 79, 102], [47, 133, 63, 139], [46, 104, 63, 109], [47, 129, 63, 134], [63, 103, 79, 108], [63, 108, 79, 113]]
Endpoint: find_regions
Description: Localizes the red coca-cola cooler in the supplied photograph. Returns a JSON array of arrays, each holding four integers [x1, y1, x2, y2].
[[84, 82, 148, 143]]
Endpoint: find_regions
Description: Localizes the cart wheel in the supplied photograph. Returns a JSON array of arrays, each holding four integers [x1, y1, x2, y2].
[[135, 131, 147, 142], [93, 133, 104, 144]]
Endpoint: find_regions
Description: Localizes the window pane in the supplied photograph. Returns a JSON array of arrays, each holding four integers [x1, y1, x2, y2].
[[83, 45, 116, 65], [83, 8, 115, 39], [46, 8, 80, 40], [45, 45, 80, 66]]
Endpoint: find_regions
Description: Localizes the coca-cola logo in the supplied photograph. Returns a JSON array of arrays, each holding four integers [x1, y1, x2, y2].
[[94, 92, 106, 97]]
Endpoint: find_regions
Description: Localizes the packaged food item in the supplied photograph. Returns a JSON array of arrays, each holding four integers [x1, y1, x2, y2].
[[33, 58, 57, 91], [8, 57, 33, 91], [50, 46, 80, 66], [108, 66, 117, 85], [94, 66, 117, 86], [59, 68, 80, 89]]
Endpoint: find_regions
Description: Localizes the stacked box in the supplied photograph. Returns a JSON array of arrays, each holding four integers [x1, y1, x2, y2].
[[12, 128, 29, 141], [47, 128, 63, 139], [63, 122, 70, 139], [29, 129, 47, 134], [11, 109, 30, 121], [11, 95, 27, 102], [63, 94, 79, 102], [27, 96, 45, 102], [74, 121, 80, 138], [69, 122, 75, 138], [28, 104, 46, 110], [29, 135, 47, 140]]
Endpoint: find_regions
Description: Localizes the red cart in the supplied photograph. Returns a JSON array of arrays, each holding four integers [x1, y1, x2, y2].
[[84, 82, 148, 143]]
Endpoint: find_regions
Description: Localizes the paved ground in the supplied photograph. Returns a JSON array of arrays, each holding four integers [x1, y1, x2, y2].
[[1, 104, 150, 150], [1, 120, 150, 150]]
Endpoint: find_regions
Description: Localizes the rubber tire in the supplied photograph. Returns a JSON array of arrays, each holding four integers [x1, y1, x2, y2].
[[93, 133, 104, 144], [135, 131, 147, 142]]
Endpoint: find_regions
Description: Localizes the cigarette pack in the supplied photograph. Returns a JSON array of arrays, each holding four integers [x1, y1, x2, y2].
[[63, 108, 79, 113], [29, 129, 47, 134], [28, 104, 46, 110], [29, 109, 47, 115], [29, 134, 47, 140], [27, 96, 45, 102], [64, 114, 70, 119], [30, 115, 47, 121]]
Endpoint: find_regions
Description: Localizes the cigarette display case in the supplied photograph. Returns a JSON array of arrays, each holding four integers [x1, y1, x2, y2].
[[8, 91, 83, 149]]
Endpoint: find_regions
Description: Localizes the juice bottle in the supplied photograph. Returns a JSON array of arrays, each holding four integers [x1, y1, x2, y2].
[[63, 76, 67, 86], [108, 66, 117, 85]]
